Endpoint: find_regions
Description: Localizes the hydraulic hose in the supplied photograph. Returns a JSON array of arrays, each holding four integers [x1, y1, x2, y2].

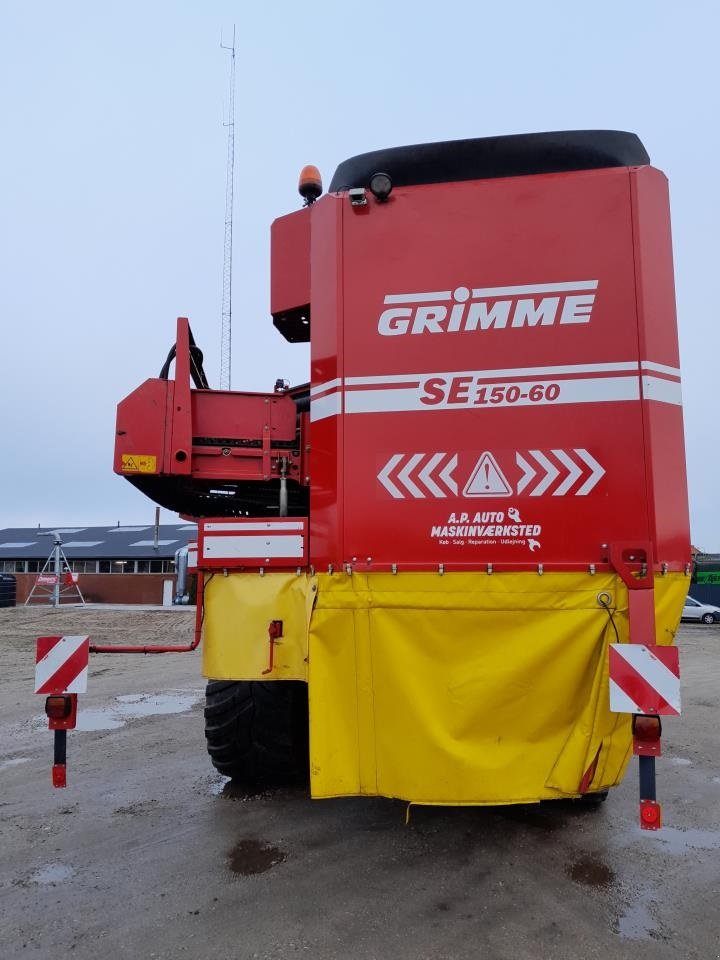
[[88, 575, 208, 654]]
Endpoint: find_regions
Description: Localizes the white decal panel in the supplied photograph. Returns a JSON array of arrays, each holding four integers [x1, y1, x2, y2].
[[430, 505, 543, 553], [311, 360, 682, 421], [377, 281, 598, 336], [377, 450, 605, 500], [376, 448, 608, 554], [378, 453, 457, 499]]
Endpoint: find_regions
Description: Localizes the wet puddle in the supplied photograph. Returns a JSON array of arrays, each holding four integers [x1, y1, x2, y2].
[[227, 839, 286, 876], [0, 757, 31, 772], [33, 690, 203, 732], [567, 854, 659, 940], [616, 891, 657, 940], [209, 775, 232, 797], [208, 776, 294, 801], [566, 855, 615, 889], [218, 781, 270, 801], [28, 863, 74, 885], [73, 709, 124, 731], [642, 825, 720, 854], [608, 823, 720, 940]]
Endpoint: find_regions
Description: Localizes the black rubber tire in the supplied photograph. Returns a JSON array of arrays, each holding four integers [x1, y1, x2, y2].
[[701, 613, 715, 625], [204, 680, 309, 786], [577, 791, 609, 805]]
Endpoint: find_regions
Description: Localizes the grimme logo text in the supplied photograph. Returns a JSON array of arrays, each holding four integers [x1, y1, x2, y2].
[[377, 280, 598, 336]]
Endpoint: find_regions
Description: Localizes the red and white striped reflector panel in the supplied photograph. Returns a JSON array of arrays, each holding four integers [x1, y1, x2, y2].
[[608, 644, 680, 716], [35, 636, 90, 695]]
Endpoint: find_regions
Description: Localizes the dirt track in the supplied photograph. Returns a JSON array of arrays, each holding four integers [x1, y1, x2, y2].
[[1, 606, 719, 959]]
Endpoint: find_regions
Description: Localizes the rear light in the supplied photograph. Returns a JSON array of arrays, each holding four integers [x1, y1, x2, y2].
[[640, 799, 662, 830], [45, 695, 72, 720], [298, 165, 322, 204], [52, 764, 67, 788], [632, 714, 662, 757], [632, 714, 662, 740]]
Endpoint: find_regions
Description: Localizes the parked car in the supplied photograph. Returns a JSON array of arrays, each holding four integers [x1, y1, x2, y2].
[[682, 596, 720, 624]]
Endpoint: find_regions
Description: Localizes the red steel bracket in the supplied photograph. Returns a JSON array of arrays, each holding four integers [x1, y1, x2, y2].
[[608, 541, 654, 590], [608, 541, 656, 646], [262, 620, 284, 676]]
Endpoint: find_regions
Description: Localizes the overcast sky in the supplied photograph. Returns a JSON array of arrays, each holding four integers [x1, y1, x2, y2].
[[0, 1, 716, 546]]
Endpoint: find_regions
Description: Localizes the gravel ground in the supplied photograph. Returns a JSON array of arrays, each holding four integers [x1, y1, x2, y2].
[[0, 606, 718, 960]]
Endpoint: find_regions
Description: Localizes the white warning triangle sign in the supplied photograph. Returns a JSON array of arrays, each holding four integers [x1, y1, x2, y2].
[[463, 452, 512, 497]]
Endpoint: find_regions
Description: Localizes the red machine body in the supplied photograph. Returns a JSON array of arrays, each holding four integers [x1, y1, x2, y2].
[[115, 131, 690, 577], [299, 164, 690, 572], [114, 319, 309, 519], [109, 131, 690, 822]]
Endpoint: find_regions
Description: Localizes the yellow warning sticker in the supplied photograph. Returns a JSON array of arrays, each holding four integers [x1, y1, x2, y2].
[[121, 454, 157, 474]]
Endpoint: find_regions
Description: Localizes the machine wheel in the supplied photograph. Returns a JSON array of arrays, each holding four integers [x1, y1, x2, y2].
[[577, 791, 609, 805], [701, 613, 715, 625], [204, 680, 309, 786]]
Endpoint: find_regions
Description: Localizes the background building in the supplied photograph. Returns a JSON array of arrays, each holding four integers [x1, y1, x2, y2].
[[691, 551, 720, 606], [0, 524, 197, 605]]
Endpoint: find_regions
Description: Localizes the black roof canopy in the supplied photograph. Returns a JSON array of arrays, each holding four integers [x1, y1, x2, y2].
[[0, 525, 197, 560], [329, 130, 649, 193]]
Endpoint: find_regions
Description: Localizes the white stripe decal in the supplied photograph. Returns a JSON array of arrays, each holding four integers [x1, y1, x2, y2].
[[384, 291, 452, 304], [384, 281, 598, 305], [608, 678, 642, 714], [439, 455, 458, 495], [397, 453, 426, 499], [345, 388, 422, 414], [203, 533, 304, 560], [418, 453, 449, 498], [377, 454, 405, 499], [34, 636, 88, 692], [344, 376, 640, 414], [529, 451, 558, 496], [64, 665, 88, 695], [640, 360, 681, 378], [574, 449, 606, 495], [612, 645, 681, 712], [345, 360, 638, 386], [311, 392, 342, 422], [309, 361, 681, 420], [204, 521, 304, 532], [552, 449, 583, 496], [203, 535, 305, 559], [516, 453, 536, 494], [641, 376, 682, 406], [310, 378, 342, 397], [471, 279, 598, 298]]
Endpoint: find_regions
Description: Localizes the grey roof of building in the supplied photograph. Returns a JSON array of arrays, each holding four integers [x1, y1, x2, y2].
[[0, 525, 197, 560]]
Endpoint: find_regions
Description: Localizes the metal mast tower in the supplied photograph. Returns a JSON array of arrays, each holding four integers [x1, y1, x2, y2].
[[220, 27, 236, 390], [24, 533, 85, 607]]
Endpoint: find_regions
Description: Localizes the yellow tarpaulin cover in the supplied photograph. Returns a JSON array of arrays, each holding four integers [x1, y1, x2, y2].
[[201, 569, 686, 805], [202, 572, 316, 681], [307, 571, 686, 804]]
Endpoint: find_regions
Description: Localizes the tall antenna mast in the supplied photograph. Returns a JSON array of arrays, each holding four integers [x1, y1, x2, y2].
[[220, 26, 236, 390]]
